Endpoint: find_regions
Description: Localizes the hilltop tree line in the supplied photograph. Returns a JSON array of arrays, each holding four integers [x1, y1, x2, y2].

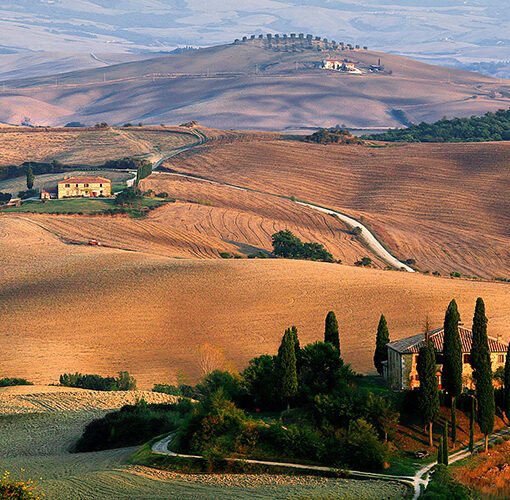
[[365, 108, 510, 142], [304, 128, 364, 145]]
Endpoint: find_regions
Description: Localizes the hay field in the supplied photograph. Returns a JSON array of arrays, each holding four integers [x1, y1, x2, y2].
[[1, 217, 509, 389], [161, 139, 510, 279], [0, 126, 196, 167], [26, 175, 381, 264]]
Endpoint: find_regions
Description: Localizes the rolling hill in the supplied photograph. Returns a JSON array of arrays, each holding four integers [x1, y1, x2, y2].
[[1, 217, 509, 389], [1, 39, 509, 130]]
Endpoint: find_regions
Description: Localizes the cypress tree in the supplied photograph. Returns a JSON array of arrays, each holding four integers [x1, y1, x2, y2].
[[26, 164, 34, 189], [278, 328, 298, 410], [469, 396, 475, 453], [324, 311, 340, 354], [374, 314, 390, 375], [437, 438, 443, 465], [443, 422, 449, 466], [417, 339, 440, 447], [504, 343, 510, 423], [471, 298, 495, 452], [451, 397, 457, 444]]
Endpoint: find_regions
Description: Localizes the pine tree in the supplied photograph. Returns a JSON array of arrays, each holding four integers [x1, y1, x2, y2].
[[443, 422, 449, 466], [324, 311, 340, 354], [471, 298, 495, 452], [504, 343, 510, 423], [417, 339, 440, 447], [437, 438, 443, 465], [26, 164, 34, 189], [278, 328, 298, 410], [374, 314, 390, 375], [469, 396, 475, 453]]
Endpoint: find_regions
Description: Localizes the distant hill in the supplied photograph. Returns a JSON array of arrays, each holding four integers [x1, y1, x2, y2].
[[1, 38, 509, 131], [366, 109, 510, 142]]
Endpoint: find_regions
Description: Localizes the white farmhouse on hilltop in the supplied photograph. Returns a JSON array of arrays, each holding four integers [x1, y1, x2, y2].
[[383, 327, 507, 391]]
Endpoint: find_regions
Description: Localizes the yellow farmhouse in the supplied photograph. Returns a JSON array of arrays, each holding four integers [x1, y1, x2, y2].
[[383, 327, 508, 391], [58, 176, 111, 199]]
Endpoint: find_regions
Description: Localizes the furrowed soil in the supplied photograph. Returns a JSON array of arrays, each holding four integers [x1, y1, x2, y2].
[[160, 138, 510, 279], [0, 126, 196, 168], [0, 387, 409, 500], [1, 217, 509, 389]]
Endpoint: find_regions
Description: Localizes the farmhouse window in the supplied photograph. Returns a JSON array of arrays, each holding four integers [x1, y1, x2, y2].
[[498, 354, 505, 363], [99, 183, 103, 187], [75, 184, 79, 187], [65, 184, 70, 187], [463, 354, 471, 363], [84, 183, 89, 187]]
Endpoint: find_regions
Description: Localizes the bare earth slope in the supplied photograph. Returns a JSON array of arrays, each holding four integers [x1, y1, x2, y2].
[[161, 137, 510, 280], [1, 41, 509, 129], [1, 217, 509, 388]]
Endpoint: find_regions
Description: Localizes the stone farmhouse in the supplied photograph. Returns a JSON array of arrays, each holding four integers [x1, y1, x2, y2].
[[383, 327, 508, 391], [322, 59, 355, 71], [58, 176, 111, 199]]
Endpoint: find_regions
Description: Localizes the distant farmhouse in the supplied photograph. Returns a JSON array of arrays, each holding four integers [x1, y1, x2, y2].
[[322, 59, 355, 71], [57, 176, 111, 199], [383, 327, 508, 391]]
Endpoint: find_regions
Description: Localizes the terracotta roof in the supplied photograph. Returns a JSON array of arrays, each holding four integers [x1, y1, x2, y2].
[[58, 176, 111, 184], [387, 327, 507, 354]]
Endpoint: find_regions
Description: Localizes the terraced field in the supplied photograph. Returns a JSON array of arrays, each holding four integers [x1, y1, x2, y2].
[[0, 126, 196, 168], [1, 217, 509, 389], [161, 139, 510, 279]]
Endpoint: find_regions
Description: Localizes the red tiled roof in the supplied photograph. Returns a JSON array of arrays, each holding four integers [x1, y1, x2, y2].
[[387, 327, 507, 354], [58, 176, 111, 184]]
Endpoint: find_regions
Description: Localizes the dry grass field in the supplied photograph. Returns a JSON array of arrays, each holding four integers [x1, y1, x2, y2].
[[1, 217, 509, 389], [161, 138, 510, 279], [0, 387, 409, 499], [0, 126, 196, 168]]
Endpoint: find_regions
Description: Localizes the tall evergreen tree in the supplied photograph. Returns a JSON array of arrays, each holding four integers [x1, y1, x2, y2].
[[437, 438, 443, 465], [504, 343, 510, 423], [417, 339, 440, 447], [324, 311, 340, 354], [443, 422, 449, 466], [278, 328, 298, 410], [26, 164, 34, 189], [469, 396, 475, 453], [374, 314, 390, 375], [451, 397, 457, 444], [471, 298, 495, 451]]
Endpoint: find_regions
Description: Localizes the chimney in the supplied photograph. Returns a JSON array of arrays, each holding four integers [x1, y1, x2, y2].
[[497, 333, 503, 343]]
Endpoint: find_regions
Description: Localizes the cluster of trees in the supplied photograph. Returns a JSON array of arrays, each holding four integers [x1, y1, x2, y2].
[[166, 311, 398, 470], [271, 230, 334, 262], [59, 371, 136, 391], [115, 188, 142, 206], [365, 109, 510, 142], [0, 192, 12, 204], [0, 159, 65, 182], [0, 377, 32, 388], [136, 161, 153, 183], [103, 157, 150, 170], [304, 128, 364, 145]]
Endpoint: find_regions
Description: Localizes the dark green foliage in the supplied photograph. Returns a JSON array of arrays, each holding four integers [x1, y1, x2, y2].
[[437, 438, 444, 465], [469, 396, 475, 453], [324, 311, 340, 353], [354, 256, 372, 267], [504, 343, 510, 421], [196, 370, 245, 403], [365, 393, 399, 443], [374, 314, 390, 375], [0, 192, 12, 203], [1, 160, 66, 183], [0, 377, 33, 387], [417, 340, 440, 445], [278, 328, 298, 407], [271, 229, 333, 262], [451, 397, 457, 443], [136, 161, 153, 182], [0, 478, 38, 499], [443, 422, 449, 465], [152, 384, 181, 396], [26, 164, 34, 189], [346, 418, 389, 470], [241, 355, 281, 410], [115, 188, 142, 206], [18, 189, 39, 199], [471, 298, 495, 441], [365, 108, 510, 143], [304, 128, 364, 145], [103, 157, 149, 170], [59, 371, 136, 391], [422, 465, 471, 499], [442, 299, 463, 400], [76, 400, 188, 451], [312, 387, 364, 429]]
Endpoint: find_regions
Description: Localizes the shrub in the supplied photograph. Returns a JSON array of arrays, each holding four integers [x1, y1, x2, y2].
[[17, 189, 39, 199], [450, 271, 462, 278], [422, 464, 470, 499], [0, 473, 39, 499], [157, 192, 169, 198], [0, 192, 12, 204], [153, 384, 181, 396], [355, 256, 372, 267], [59, 371, 136, 391], [272, 230, 333, 262], [115, 188, 142, 206], [0, 377, 33, 388], [346, 418, 389, 470], [219, 252, 233, 259], [352, 226, 362, 236]]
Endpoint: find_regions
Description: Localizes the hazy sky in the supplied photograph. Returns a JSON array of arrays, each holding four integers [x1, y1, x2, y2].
[[0, 1, 508, 63]]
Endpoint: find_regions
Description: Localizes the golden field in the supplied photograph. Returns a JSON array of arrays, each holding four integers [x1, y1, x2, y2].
[[0, 126, 196, 168], [1, 217, 509, 389], [161, 137, 510, 279]]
